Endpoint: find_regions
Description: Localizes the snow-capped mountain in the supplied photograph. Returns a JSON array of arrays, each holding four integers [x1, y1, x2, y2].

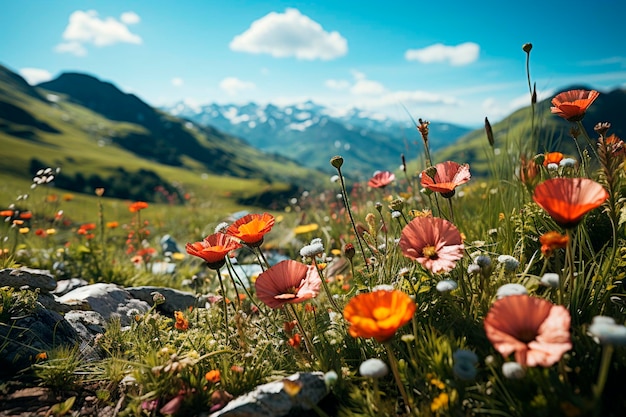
[[163, 100, 470, 177]]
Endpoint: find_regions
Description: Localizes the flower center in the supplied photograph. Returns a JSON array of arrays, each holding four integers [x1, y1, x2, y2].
[[372, 306, 391, 320], [422, 245, 438, 259]]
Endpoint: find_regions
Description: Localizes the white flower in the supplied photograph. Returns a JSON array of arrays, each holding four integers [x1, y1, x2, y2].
[[497, 255, 520, 271], [324, 370, 338, 386], [359, 358, 388, 378], [467, 264, 481, 275], [436, 280, 457, 293], [330, 175, 339, 183], [300, 239, 324, 258], [588, 316, 626, 346], [547, 163, 559, 171], [391, 211, 401, 219], [373, 284, 394, 292], [540, 273, 560, 288], [560, 158, 577, 167], [496, 283, 527, 299], [475, 255, 492, 268], [502, 362, 525, 379]]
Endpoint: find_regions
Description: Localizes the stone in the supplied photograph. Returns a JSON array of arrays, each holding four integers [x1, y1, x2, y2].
[[53, 278, 88, 296], [64, 310, 107, 342], [0, 267, 57, 292], [209, 372, 327, 417], [127, 286, 198, 316]]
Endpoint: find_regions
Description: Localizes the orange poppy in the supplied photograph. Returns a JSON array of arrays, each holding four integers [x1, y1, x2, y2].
[[550, 89, 599, 122], [539, 231, 569, 257], [186, 233, 241, 269], [603, 134, 625, 157], [484, 295, 571, 367], [106, 221, 120, 229], [542, 152, 564, 167], [368, 171, 395, 189], [255, 260, 321, 309], [533, 178, 608, 228], [420, 161, 471, 198], [288, 333, 302, 348], [205, 369, 221, 383], [129, 201, 149, 212], [174, 311, 189, 331], [225, 213, 275, 246], [0, 210, 14, 217], [18, 211, 33, 220], [343, 289, 416, 343]]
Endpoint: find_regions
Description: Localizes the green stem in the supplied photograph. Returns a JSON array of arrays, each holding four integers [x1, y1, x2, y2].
[[216, 268, 230, 343], [385, 343, 412, 415], [289, 304, 319, 363], [313, 260, 341, 313], [593, 344, 614, 412]]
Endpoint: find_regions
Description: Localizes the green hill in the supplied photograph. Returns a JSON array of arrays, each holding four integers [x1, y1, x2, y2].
[[0, 64, 325, 209]]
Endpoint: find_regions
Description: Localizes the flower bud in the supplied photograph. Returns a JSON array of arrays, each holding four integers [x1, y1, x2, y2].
[[522, 43, 533, 53], [330, 155, 344, 169]]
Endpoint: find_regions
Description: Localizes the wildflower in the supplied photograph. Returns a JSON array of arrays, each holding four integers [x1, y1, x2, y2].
[[533, 178, 608, 228], [550, 89, 599, 122], [174, 311, 189, 331], [588, 316, 626, 346], [540, 273, 560, 288], [230, 365, 244, 373], [453, 349, 478, 380], [475, 255, 492, 268], [19, 211, 32, 220], [205, 369, 221, 383], [359, 358, 389, 378], [254, 260, 322, 309], [542, 152, 564, 166], [436, 280, 457, 293], [186, 233, 242, 269], [288, 333, 302, 348], [368, 171, 395, 188], [282, 379, 303, 397], [324, 370, 338, 387], [300, 238, 324, 258], [420, 161, 471, 198], [19, 227, 29, 234], [0, 209, 14, 217], [95, 188, 105, 196], [540, 231, 569, 257], [484, 295, 572, 367], [399, 217, 464, 274], [502, 362, 525, 379], [497, 255, 519, 271], [560, 158, 577, 168], [77, 223, 96, 235], [129, 201, 149, 212], [343, 243, 355, 261], [519, 156, 540, 188], [604, 134, 625, 157], [431, 392, 449, 413], [106, 221, 119, 229], [343, 289, 416, 342], [225, 212, 275, 246], [293, 223, 319, 235], [34, 352, 48, 362], [496, 283, 527, 299]]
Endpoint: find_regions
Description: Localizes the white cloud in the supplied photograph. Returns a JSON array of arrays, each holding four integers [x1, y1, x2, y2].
[[19, 68, 53, 85], [56, 10, 142, 56], [405, 42, 479, 66], [219, 77, 256, 95], [55, 41, 87, 56], [171, 77, 184, 87], [325, 79, 350, 90], [351, 79, 386, 95], [120, 11, 140, 25], [229, 8, 347, 60]]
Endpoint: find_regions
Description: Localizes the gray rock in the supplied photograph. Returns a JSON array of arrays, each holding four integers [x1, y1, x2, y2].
[[209, 372, 327, 417], [127, 286, 198, 316], [64, 310, 107, 342], [0, 267, 57, 292], [53, 278, 88, 296], [57, 283, 150, 326]]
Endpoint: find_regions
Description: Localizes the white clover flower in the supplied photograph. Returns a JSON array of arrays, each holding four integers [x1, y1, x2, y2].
[[359, 358, 389, 378], [497, 255, 520, 271], [588, 316, 626, 346], [496, 283, 527, 299], [436, 280, 457, 293], [540, 273, 560, 288], [502, 362, 525, 379]]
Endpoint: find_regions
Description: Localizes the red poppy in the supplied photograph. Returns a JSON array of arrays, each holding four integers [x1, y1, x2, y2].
[[18, 211, 33, 220], [420, 161, 471, 198], [129, 201, 149, 212], [343, 289, 416, 342], [368, 171, 395, 188], [532, 178, 608, 228], [542, 152, 564, 167], [186, 233, 242, 269], [254, 260, 321, 309], [484, 295, 572, 367], [399, 216, 464, 274], [225, 213, 275, 246], [550, 89, 599, 122]]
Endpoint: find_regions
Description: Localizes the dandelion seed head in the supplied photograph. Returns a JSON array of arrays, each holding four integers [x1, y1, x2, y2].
[[497, 255, 520, 271], [540, 273, 560, 288], [359, 358, 389, 378], [436, 280, 457, 293], [496, 283, 527, 299]]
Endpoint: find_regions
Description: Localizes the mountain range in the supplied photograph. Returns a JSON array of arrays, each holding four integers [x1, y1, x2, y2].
[[163, 101, 471, 177]]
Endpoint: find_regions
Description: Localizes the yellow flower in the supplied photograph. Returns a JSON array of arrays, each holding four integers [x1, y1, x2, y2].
[[171, 252, 185, 261], [430, 392, 449, 412], [19, 227, 30, 234], [46, 228, 57, 235], [293, 223, 319, 235]]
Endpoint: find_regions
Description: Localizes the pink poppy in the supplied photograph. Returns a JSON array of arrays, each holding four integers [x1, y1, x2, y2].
[[255, 260, 322, 309], [399, 217, 464, 273], [420, 161, 470, 197], [550, 89, 599, 122], [532, 178, 608, 228], [368, 171, 395, 188], [484, 295, 572, 367]]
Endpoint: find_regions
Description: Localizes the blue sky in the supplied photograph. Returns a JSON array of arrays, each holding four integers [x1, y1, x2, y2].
[[1, 0, 625, 126]]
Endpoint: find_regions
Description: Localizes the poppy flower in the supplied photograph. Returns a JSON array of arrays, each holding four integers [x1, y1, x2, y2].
[[539, 231, 569, 257], [225, 213, 275, 246], [129, 201, 149, 212], [174, 311, 189, 331], [420, 161, 471, 198], [205, 369, 221, 383], [254, 260, 322, 309], [0, 210, 14, 217], [186, 233, 242, 269], [519, 156, 540, 188], [532, 178, 608, 228], [542, 152, 564, 167], [550, 89, 599, 122], [343, 289, 416, 343], [368, 171, 395, 188], [484, 295, 572, 367], [399, 217, 464, 274]]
